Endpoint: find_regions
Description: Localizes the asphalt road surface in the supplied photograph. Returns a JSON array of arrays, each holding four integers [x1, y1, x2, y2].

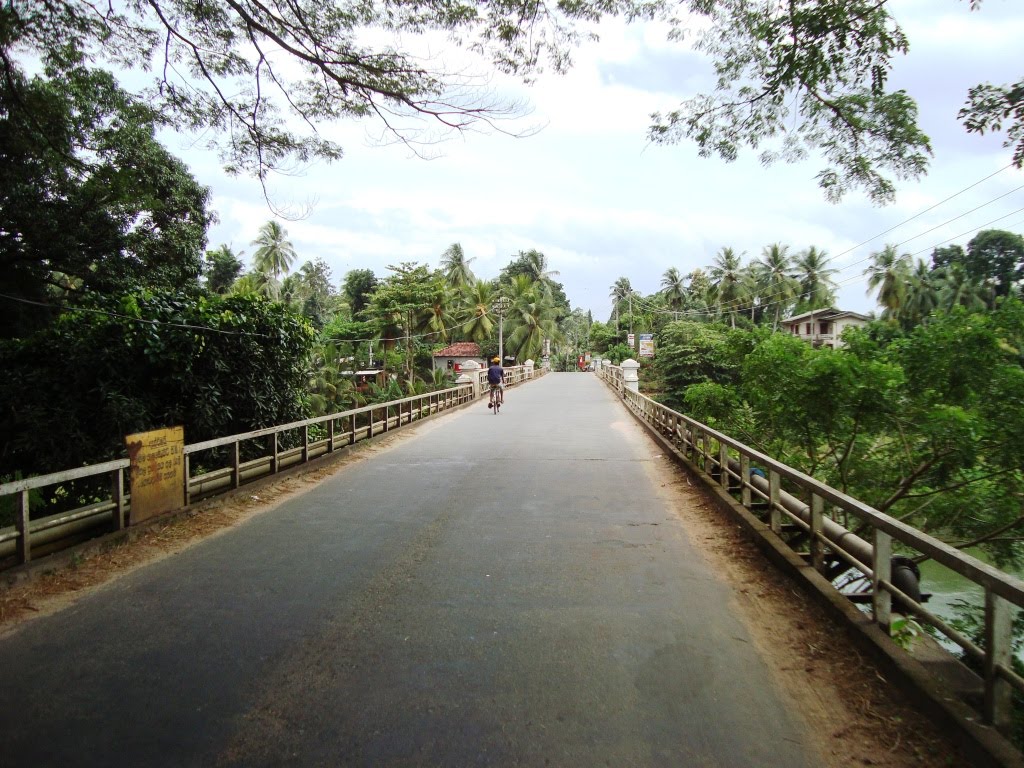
[[0, 373, 820, 767]]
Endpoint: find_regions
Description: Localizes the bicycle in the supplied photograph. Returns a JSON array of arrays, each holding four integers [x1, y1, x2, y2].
[[488, 384, 501, 414]]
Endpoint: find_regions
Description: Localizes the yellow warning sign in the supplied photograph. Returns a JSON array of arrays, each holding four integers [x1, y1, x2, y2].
[[125, 426, 185, 524]]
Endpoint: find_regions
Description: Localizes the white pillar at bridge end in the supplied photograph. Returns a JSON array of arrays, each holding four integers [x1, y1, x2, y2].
[[621, 358, 640, 393], [524, 359, 535, 378], [459, 360, 482, 398]]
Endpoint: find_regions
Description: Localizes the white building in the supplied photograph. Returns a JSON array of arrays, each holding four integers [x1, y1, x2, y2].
[[780, 308, 870, 349]]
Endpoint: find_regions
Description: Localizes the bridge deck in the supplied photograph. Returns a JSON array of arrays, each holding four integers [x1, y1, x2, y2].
[[0, 373, 820, 766]]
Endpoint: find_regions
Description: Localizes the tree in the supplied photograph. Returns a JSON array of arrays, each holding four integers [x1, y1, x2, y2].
[[203, 246, 244, 294], [0, 291, 314, 476], [932, 245, 966, 271], [903, 258, 939, 329], [936, 262, 990, 313], [460, 279, 497, 343], [343, 269, 378, 317], [609, 277, 633, 329], [961, 77, 1024, 168], [440, 243, 476, 289], [794, 247, 838, 312], [756, 243, 799, 329], [965, 229, 1024, 299], [251, 221, 297, 296], [282, 259, 338, 328], [687, 269, 714, 320], [364, 262, 446, 384], [865, 245, 911, 321], [557, 308, 591, 370], [648, 0, 931, 204], [7, 0, 1020, 203], [660, 267, 687, 317], [709, 247, 744, 327], [500, 250, 570, 320], [653, 321, 756, 409], [588, 321, 621, 354], [506, 274, 561, 362], [0, 58, 212, 337]]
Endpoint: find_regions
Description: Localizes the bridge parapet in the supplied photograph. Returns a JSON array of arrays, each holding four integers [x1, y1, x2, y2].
[[595, 364, 1024, 746], [0, 367, 547, 572]]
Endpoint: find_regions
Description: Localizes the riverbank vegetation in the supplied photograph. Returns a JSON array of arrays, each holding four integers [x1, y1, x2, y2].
[[592, 238, 1024, 572]]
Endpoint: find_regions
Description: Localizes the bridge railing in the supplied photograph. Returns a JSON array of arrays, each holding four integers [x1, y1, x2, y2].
[[0, 381, 485, 569], [596, 362, 1024, 732]]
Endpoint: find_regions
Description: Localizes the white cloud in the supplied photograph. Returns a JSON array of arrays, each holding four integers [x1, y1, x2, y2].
[[185, 3, 1024, 324]]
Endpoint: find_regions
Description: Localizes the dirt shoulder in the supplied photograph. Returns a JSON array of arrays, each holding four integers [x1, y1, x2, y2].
[[0, 421, 974, 767], [651, 456, 973, 768]]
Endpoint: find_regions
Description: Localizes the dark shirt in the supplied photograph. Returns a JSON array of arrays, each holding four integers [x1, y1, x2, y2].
[[487, 364, 504, 384]]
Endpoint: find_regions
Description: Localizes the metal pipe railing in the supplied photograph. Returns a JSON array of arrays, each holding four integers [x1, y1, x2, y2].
[[596, 363, 1024, 732], [0, 382, 483, 567]]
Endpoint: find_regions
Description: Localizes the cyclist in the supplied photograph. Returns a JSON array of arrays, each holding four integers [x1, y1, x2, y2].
[[487, 356, 504, 405]]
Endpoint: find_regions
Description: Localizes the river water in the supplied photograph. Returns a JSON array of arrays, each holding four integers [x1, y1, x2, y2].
[[916, 549, 1022, 656]]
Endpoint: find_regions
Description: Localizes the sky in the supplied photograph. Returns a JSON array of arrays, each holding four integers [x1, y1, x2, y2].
[[171, 0, 1024, 324]]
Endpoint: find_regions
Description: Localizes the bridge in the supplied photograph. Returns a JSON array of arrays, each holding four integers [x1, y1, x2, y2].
[[0, 370, 1022, 766]]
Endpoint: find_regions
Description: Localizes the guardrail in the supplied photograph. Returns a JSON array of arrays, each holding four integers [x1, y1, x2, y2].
[[596, 363, 1024, 733], [1, 381, 481, 569]]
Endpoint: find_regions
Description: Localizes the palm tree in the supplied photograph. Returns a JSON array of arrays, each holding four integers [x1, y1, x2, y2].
[[609, 277, 633, 329], [936, 262, 990, 313], [228, 271, 270, 297], [709, 247, 744, 327], [307, 343, 363, 417], [417, 284, 455, 343], [740, 262, 767, 323], [460, 279, 496, 343], [757, 243, 798, 329], [903, 259, 939, 328], [865, 245, 911, 322], [660, 267, 686, 318], [440, 242, 475, 288], [794, 246, 838, 311], [523, 249, 560, 286], [251, 220, 297, 298], [507, 274, 561, 362]]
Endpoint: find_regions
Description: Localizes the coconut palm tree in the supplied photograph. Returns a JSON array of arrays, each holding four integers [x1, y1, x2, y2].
[[660, 267, 686, 318], [756, 243, 799, 329], [460, 279, 496, 343], [440, 242, 475, 288], [507, 274, 561, 362], [709, 247, 744, 327], [936, 262, 990, 313], [794, 246, 838, 311], [609, 276, 633, 329], [251, 220, 297, 298], [417, 284, 456, 343], [903, 258, 939, 328], [523, 249, 560, 287], [865, 245, 911, 322], [740, 262, 767, 323]]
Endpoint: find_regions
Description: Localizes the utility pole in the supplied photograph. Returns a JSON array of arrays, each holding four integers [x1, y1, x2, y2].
[[492, 296, 511, 363]]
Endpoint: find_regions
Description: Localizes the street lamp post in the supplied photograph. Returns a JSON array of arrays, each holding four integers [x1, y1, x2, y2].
[[493, 296, 511, 363]]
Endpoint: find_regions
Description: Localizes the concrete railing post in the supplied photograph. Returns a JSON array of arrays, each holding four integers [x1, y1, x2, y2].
[[621, 358, 640, 394], [524, 359, 535, 379]]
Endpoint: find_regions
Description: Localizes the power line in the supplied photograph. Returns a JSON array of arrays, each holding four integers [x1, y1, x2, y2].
[[617, 168, 1024, 322], [828, 163, 1016, 263]]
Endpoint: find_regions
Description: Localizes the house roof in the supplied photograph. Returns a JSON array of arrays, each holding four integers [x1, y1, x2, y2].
[[782, 308, 871, 325], [432, 342, 482, 358]]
